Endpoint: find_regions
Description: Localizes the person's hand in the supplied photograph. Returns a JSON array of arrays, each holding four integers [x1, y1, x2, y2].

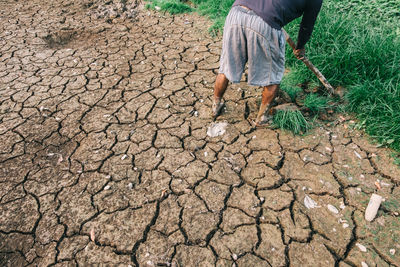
[[294, 48, 305, 60]]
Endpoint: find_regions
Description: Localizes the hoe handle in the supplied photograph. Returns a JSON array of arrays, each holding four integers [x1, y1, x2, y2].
[[282, 29, 335, 96]]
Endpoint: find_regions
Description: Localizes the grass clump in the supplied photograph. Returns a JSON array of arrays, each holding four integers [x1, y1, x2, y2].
[[273, 110, 311, 135], [303, 93, 330, 113], [280, 71, 304, 101], [146, 0, 192, 14]]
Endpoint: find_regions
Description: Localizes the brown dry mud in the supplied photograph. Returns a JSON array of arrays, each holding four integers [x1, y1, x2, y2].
[[1, 0, 400, 266]]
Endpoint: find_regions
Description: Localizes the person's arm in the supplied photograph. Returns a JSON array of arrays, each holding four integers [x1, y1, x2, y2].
[[296, 0, 322, 50]]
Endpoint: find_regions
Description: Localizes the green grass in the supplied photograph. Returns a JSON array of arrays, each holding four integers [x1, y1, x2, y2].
[[382, 198, 400, 213], [346, 79, 400, 150], [146, 0, 192, 14], [272, 110, 311, 135], [191, 0, 235, 34], [283, 0, 400, 148], [146, 0, 400, 153], [280, 71, 304, 102], [303, 93, 330, 113], [392, 152, 400, 166], [335, 0, 400, 22]]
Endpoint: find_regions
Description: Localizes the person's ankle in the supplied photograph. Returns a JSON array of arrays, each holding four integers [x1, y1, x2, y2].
[[213, 96, 222, 103]]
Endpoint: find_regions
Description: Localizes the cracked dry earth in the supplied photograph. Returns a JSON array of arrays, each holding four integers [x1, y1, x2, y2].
[[1, 0, 400, 266]]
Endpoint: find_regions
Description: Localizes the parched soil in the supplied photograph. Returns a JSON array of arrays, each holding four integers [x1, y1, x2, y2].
[[1, 0, 400, 266]]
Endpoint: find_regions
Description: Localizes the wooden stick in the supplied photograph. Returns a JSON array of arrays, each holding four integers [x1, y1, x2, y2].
[[282, 29, 335, 95]]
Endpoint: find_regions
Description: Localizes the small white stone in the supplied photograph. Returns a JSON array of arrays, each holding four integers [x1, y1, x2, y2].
[[134, 167, 138, 171], [361, 261, 368, 267], [121, 154, 127, 160], [260, 197, 265, 202], [47, 153, 55, 156], [340, 202, 346, 210], [365, 193, 383, 222], [354, 151, 362, 159], [199, 99, 204, 103], [356, 243, 367, 252], [348, 176, 353, 181], [154, 6, 161, 11], [104, 185, 111, 190], [204, 151, 208, 157], [342, 223, 349, 228], [332, 228, 336, 232], [128, 183, 133, 189], [232, 254, 238, 260], [304, 195, 317, 209], [325, 147, 332, 152], [252, 135, 256, 139], [194, 111, 198, 117], [343, 164, 349, 168], [390, 249, 396, 255], [327, 204, 339, 214]]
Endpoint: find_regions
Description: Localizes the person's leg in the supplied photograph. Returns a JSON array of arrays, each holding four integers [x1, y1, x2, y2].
[[255, 84, 279, 125], [214, 73, 229, 100], [212, 73, 229, 117], [212, 6, 249, 118]]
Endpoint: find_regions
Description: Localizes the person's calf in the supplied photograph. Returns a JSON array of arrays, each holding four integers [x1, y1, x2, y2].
[[213, 73, 229, 100]]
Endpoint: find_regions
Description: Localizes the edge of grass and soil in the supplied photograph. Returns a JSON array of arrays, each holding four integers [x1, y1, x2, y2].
[[145, 0, 400, 161]]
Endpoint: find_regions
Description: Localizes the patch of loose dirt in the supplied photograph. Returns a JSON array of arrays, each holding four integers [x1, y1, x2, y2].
[[1, 0, 399, 266], [43, 29, 103, 49]]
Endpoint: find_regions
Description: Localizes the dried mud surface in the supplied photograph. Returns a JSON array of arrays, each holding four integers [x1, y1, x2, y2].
[[1, 0, 400, 266]]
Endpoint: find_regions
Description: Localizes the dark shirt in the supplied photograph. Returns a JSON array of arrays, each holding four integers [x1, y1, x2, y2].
[[233, 0, 322, 49]]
